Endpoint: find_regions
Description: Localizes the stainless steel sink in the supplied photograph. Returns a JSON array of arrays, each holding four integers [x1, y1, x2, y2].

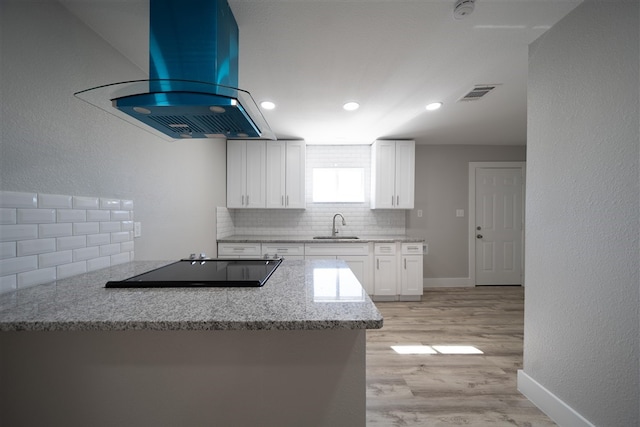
[[313, 236, 360, 240]]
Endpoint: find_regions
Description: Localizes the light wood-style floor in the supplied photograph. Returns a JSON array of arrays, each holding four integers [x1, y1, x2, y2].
[[366, 286, 557, 427]]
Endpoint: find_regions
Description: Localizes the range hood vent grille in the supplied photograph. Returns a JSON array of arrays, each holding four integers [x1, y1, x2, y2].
[[459, 84, 500, 102]]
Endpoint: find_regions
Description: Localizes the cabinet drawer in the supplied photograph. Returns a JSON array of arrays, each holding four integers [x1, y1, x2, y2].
[[402, 243, 423, 255], [374, 243, 397, 256], [305, 243, 369, 256], [218, 242, 261, 257], [262, 243, 304, 257]]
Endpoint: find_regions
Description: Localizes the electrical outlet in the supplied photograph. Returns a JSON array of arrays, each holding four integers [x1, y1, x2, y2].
[[134, 222, 142, 238], [456, 209, 465, 217], [417, 209, 423, 218]]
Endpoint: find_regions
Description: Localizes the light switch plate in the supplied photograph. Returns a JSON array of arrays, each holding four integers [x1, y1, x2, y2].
[[134, 222, 142, 238], [456, 209, 464, 217]]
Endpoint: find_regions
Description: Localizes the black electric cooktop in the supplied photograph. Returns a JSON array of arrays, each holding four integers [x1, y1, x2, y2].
[[105, 258, 283, 288]]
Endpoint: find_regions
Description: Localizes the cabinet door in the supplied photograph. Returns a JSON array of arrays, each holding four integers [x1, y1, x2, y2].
[[342, 255, 372, 295], [265, 141, 287, 208], [374, 256, 397, 295], [394, 141, 415, 209], [401, 255, 423, 295], [226, 141, 247, 208], [371, 140, 396, 209], [285, 141, 306, 209], [245, 141, 266, 208]]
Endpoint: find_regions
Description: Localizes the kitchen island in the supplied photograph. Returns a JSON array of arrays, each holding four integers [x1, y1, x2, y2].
[[0, 259, 382, 427]]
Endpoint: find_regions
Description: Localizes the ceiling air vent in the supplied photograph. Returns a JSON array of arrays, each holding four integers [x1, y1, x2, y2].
[[459, 84, 500, 102]]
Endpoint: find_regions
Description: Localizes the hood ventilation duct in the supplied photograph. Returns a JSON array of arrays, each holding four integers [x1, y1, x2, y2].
[[75, 0, 274, 140]]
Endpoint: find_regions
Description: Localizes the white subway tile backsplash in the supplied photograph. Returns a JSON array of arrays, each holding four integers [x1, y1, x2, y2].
[[111, 210, 130, 221], [0, 275, 17, 293], [120, 241, 134, 252], [73, 222, 100, 235], [111, 231, 131, 243], [87, 210, 110, 221], [73, 246, 100, 262], [39, 250, 73, 268], [17, 209, 56, 224], [57, 261, 87, 280], [100, 243, 121, 257], [18, 268, 56, 288], [0, 191, 37, 208], [39, 194, 72, 209], [57, 209, 87, 223], [87, 256, 111, 272], [111, 252, 130, 265], [73, 196, 99, 209], [87, 233, 111, 247], [39, 223, 72, 238], [17, 238, 56, 256], [100, 198, 121, 210], [0, 224, 38, 242], [0, 208, 17, 225], [1, 242, 16, 260], [0, 192, 135, 293], [100, 222, 121, 233], [57, 235, 86, 251], [0, 256, 38, 275]]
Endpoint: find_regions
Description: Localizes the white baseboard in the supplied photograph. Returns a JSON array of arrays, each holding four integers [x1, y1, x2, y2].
[[423, 277, 472, 288], [517, 370, 595, 427]]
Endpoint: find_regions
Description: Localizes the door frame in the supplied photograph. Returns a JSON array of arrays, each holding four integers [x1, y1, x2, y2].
[[468, 162, 526, 287]]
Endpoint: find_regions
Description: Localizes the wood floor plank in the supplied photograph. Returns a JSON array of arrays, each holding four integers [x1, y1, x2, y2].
[[366, 286, 556, 427]]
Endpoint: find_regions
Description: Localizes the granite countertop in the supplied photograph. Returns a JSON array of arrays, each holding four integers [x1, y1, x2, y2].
[[0, 259, 383, 332], [217, 235, 425, 243]]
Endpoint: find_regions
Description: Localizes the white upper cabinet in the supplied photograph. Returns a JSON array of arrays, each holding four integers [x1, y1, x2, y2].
[[227, 140, 266, 208], [265, 140, 306, 209], [370, 140, 415, 209]]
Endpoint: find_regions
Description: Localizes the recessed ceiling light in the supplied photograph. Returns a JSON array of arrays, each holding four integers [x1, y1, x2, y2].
[[426, 102, 443, 111], [343, 102, 360, 111], [261, 101, 276, 110]]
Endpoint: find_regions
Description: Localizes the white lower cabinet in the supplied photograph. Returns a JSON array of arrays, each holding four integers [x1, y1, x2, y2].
[[305, 243, 373, 295], [374, 243, 397, 297], [400, 243, 424, 300]]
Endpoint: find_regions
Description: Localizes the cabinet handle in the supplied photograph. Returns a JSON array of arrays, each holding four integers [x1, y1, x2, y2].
[[241, 195, 245, 206], [247, 195, 250, 206], [377, 259, 379, 269], [391, 195, 394, 206], [281, 195, 284, 206], [286, 195, 289, 206], [397, 195, 400, 206], [404, 258, 407, 269]]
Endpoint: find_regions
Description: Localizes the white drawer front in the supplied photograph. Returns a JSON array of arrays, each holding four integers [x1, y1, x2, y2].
[[374, 243, 397, 256], [401, 243, 423, 255], [218, 243, 261, 257], [262, 243, 304, 256], [305, 243, 369, 256]]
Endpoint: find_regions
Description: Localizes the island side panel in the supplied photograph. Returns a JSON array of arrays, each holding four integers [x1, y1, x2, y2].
[[0, 329, 366, 427]]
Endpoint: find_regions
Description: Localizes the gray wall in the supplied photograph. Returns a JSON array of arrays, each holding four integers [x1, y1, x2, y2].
[[1, 1, 226, 260], [406, 145, 526, 280], [524, 1, 639, 425]]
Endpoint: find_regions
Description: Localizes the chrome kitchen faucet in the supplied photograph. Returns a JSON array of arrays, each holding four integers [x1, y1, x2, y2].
[[332, 213, 346, 237]]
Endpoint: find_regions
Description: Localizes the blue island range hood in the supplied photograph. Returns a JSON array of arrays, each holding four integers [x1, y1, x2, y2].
[[75, 0, 274, 140]]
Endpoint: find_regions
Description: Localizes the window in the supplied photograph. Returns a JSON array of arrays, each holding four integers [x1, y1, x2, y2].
[[312, 168, 365, 203]]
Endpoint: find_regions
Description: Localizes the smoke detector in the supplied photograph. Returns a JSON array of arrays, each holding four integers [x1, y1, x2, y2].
[[453, 0, 476, 20]]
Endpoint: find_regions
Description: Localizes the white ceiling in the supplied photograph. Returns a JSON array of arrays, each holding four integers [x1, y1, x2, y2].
[[61, 0, 582, 145]]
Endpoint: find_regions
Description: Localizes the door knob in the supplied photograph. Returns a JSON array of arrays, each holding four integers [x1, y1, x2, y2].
[[476, 234, 483, 239]]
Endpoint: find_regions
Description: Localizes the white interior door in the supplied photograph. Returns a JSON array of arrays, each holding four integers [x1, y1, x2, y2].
[[475, 167, 524, 285]]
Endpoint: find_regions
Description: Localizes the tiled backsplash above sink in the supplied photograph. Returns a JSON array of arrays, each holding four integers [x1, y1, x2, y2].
[[0, 191, 134, 294]]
